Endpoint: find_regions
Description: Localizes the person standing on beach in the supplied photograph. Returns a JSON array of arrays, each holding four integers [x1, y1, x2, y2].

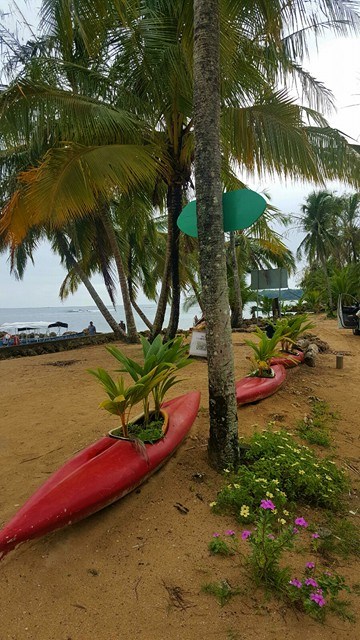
[[88, 321, 96, 335]]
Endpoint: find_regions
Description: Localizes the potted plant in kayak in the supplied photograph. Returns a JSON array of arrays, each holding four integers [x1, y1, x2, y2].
[[269, 314, 315, 367], [235, 327, 286, 406], [0, 340, 200, 560], [244, 327, 283, 378], [89, 335, 192, 443]]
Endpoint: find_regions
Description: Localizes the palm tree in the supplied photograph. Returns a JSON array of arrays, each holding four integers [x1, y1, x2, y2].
[[297, 190, 341, 311], [193, 0, 240, 470], [339, 192, 360, 264], [2, 0, 360, 468], [2, 0, 360, 343]]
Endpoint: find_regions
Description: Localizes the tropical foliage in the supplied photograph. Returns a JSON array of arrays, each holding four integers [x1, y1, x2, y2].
[[1, 1, 360, 465], [298, 191, 360, 311]]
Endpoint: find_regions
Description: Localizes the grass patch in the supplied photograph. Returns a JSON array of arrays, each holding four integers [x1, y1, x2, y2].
[[316, 517, 360, 559], [296, 399, 338, 447], [202, 581, 241, 606]]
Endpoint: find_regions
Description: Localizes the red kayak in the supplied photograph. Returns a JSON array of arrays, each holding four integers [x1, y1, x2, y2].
[[0, 391, 200, 560], [236, 364, 286, 406], [270, 350, 304, 368]]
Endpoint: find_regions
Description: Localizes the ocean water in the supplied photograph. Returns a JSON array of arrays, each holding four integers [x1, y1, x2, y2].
[[0, 304, 203, 335]]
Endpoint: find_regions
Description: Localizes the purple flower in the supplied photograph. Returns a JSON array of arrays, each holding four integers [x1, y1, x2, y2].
[[323, 571, 332, 577], [267, 534, 275, 540], [225, 529, 235, 536], [212, 533, 220, 538], [289, 578, 302, 589], [310, 592, 326, 607], [294, 517, 308, 528], [305, 578, 318, 588], [293, 527, 299, 534], [311, 533, 320, 539], [241, 530, 252, 540], [260, 499, 276, 511], [306, 562, 315, 570]]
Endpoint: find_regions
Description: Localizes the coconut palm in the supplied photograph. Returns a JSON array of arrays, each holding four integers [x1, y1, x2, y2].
[[2, 0, 360, 467], [297, 191, 342, 311], [2, 0, 360, 343]]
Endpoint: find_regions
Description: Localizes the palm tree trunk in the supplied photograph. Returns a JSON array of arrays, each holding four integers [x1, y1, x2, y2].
[[70, 260, 124, 337], [101, 209, 139, 343], [128, 278, 154, 331], [229, 232, 243, 327], [322, 258, 333, 312], [166, 183, 183, 339], [193, 0, 239, 471], [150, 189, 174, 340]]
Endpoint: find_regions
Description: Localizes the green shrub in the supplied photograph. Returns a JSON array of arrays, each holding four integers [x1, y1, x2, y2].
[[244, 431, 347, 509]]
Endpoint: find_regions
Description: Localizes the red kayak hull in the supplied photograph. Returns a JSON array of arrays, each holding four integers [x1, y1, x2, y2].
[[236, 364, 286, 406], [270, 350, 304, 368], [0, 391, 200, 559]]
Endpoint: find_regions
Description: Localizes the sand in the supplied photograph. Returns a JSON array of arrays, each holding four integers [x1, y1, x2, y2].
[[0, 316, 359, 640]]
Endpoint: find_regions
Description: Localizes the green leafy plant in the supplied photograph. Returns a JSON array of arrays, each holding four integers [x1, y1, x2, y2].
[[88, 366, 170, 439], [202, 580, 241, 606], [211, 430, 347, 515], [244, 327, 283, 377], [106, 335, 191, 422], [210, 467, 287, 523], [274, 314, 315, 353], [244, 430, 347, 509], [207, 504, 353, 621]]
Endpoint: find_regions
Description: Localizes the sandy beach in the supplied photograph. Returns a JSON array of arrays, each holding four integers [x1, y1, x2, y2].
[[0, 316, 359, 640]]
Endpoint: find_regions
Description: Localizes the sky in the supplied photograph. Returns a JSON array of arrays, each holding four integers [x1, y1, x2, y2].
[[0, 4, 359, 308]]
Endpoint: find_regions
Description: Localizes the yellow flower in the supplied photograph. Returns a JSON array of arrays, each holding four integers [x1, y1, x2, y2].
[[266, 492, 274, 498], [283, 510, 289, 516], [298, 470, 305, 475], [209, 502, 217, 508], [325, 475, 332, 481], [278, 518, 286, 525], [224, 469, 230, 473], [233, 484, 240, 489], [240, 505, 250, 518]]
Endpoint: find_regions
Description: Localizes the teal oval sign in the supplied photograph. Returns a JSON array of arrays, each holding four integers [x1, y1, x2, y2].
[[177, 188, 267, 237]]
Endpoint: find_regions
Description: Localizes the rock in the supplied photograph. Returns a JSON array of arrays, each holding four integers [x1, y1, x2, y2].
[[304, 343, 319, 367]]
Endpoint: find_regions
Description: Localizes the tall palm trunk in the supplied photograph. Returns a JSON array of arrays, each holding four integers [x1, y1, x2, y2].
[[70, 260, 124, 337], [166, 183, 183, 339], [150, 187, 174, 340], [322, 257, 333, 312], [128, 278, 154, 331], [101, 209, 139, 343], [193, 0, 239, 471], [229, 232, 243, 327]]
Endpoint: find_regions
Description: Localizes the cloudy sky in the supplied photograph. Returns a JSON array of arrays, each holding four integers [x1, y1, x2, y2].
[[0, 4, 359, 308]]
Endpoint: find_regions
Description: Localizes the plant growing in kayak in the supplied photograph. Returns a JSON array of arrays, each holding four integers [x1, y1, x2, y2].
[[106, 335, 191, 422], [275, 314, 315, 353], [245, 327, 283, 377], [88, 366, 171, 440]]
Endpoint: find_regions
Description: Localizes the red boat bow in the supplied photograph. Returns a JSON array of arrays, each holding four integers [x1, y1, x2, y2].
[[0, 391, 200, 560]]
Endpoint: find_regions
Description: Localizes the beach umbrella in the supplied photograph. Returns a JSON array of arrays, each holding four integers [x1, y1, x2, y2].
[[48, 321, 69, 336], [48, 322, 69, 329]]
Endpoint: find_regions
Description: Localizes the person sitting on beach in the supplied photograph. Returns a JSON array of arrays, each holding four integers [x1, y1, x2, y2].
[[88, 321, 96, 335]]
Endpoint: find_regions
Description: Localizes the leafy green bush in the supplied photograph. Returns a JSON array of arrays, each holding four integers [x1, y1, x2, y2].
[[211, 431, 348, 517], [244, 431, 347, 509]]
